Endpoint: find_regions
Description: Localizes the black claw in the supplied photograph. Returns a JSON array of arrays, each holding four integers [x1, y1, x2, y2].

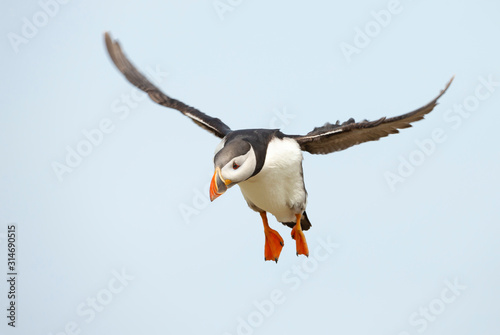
[[280, 242, 284, 246], [274, 258, 278, 263]]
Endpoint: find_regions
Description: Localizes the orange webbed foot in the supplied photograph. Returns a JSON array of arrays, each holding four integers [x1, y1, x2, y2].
[[291, 214, 309, 257], [264, 227, 284, 262], [260, 212, 284, 263]]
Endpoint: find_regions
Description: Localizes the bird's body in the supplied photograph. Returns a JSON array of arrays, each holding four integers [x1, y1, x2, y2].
[[238, 134, 306, 223], [104, 32, 454, 262]]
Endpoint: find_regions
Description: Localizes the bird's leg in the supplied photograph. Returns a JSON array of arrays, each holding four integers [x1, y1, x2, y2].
[[291, 213, 309, 257], [260, 212, 284, 263]]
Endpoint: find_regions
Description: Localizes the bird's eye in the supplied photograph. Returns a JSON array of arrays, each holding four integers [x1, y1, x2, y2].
[[233, 162, 240, 169]]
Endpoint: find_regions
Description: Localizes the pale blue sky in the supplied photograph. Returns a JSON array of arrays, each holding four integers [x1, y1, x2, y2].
[[1, 1, 499, 334]]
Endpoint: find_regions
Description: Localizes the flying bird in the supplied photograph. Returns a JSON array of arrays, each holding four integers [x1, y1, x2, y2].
[[104, 32, 453, 263]]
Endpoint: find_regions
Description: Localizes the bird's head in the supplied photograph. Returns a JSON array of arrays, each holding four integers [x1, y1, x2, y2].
[[210, 137, 257, 201]]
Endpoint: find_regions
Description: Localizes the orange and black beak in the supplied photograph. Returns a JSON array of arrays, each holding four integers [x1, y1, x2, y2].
[[210, 167, 230, 201]]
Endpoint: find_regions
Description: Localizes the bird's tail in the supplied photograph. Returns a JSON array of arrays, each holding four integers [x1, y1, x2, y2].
[[281, 211, 312, 231]]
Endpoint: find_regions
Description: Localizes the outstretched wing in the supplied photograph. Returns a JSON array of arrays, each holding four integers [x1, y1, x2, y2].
[[290, 77, 454, 154], [104, 32, 232, 138]]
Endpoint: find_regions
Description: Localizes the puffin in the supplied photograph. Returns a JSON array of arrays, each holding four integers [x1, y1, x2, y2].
[[104, 32, 453, 262]]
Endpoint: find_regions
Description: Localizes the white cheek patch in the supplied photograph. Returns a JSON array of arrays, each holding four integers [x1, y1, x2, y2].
[[221, 147, 256, 184]]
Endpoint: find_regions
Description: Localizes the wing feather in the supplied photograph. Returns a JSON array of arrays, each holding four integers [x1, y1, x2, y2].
[[291, 77, 454, 154], [104, 32, 231, 138]]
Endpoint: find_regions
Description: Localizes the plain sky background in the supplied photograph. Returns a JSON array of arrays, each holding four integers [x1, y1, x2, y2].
[[1, 1, 499, 334]]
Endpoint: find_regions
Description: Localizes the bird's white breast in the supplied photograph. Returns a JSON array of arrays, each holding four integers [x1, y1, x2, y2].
[[238, 137, 307, 222]]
